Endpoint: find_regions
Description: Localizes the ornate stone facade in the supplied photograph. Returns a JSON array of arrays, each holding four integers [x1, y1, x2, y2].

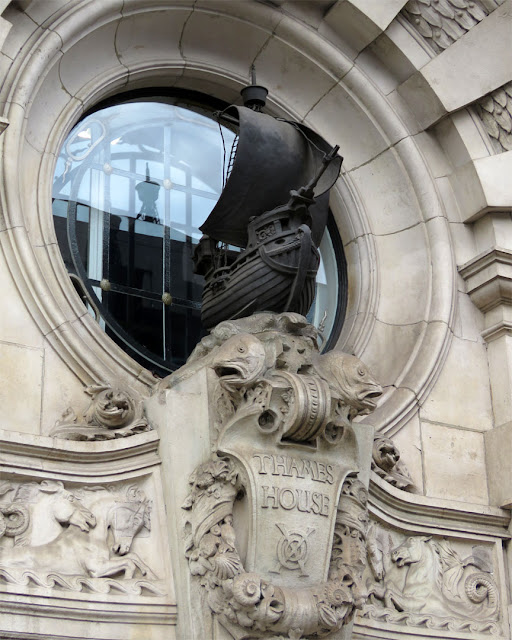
[[0, 1, 511, 639]]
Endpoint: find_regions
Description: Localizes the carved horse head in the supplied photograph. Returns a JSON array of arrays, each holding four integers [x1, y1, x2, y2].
[[107, 500, 151, 556], [390, 535, 445, 596], [391, 535, 433, 568]]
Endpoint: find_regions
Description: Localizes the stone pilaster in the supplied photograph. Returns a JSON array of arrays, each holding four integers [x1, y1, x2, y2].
[[459, 212, 512, 508]]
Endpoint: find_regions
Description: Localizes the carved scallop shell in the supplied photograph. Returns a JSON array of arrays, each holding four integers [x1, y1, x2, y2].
[[317, 603, 338, 629], [213, 552, 243, 580], [232, 572, 262, 606]]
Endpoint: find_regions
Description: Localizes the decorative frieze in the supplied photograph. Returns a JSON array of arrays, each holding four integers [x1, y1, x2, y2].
[[476, 82, 512, 153], [361, 522, 502, 635], [0, 479, 163, 595]]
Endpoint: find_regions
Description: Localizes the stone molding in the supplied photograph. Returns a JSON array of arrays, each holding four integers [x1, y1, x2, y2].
[[0, 428, 160, 476], [459, 247, 512, 319], [369, 474, 510, 539]]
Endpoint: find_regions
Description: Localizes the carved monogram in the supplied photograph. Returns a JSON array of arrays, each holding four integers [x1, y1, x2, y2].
[[0, 480, 162, 595]]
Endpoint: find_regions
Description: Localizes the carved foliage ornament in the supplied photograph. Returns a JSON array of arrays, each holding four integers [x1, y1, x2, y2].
[[175, 312, 382, 638], [401, 0, 499, 54], [476, 81, 512, 153], [0, 479, 163, 595], [51, 384, 152, 440], [363, 523, 501, 634]]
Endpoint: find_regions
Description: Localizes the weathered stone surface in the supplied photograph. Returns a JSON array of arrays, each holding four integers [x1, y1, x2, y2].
[[0, 1, 510, 638]]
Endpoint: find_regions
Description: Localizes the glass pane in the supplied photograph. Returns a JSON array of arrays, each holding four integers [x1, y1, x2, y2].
[[109, 215, 164, 293], [105, 292, 164, 359]]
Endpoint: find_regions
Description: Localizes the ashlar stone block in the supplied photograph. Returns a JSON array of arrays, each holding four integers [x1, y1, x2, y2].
[[420, 335, 493, 432], [421, 421, 489, 504], [0, 341, 43, 435]]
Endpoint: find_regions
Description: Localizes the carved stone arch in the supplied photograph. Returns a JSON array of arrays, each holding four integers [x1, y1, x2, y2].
[[0, 0, 457, 434]]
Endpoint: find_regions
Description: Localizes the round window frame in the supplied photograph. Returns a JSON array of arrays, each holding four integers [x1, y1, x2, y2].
[[53, 89, 348, 375]]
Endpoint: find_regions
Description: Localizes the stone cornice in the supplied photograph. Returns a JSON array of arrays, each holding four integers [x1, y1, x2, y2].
[[459, 246, 512, 279], [0, 429, 160, 478], [482, 318, 512, 342], [459, 246, 512, 314], [369, 472, 511, 539]]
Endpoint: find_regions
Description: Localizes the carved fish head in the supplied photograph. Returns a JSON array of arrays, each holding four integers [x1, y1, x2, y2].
[[210, 333, 266, 389], [314, 351, 382, 417]]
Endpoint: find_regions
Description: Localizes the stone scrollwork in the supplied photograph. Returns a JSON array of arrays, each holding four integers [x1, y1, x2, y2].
[[0, 484, 29, 540], [177, 312, 382, 638], [51, 383, 152, 440], [0, 480, 164, 596], [371, 435, 415, 492], [363, 524, 501, 634]]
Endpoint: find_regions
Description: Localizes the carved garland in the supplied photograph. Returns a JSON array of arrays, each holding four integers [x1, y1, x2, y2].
[[183, 456, 368, 638]]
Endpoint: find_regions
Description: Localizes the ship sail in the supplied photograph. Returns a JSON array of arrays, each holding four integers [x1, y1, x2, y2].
[[194, 93, 343, 330], [199, 105, 342, 248]]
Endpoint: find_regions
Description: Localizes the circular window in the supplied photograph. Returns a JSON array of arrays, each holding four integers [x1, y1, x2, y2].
[[52, 94, 346, 375]]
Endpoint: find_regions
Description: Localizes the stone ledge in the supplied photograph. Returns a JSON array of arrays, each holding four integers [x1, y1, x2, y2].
[[0, 587, 175, 622], [0, 589, 176, 640], [0, 428, 160, 476], [369, 473, 511, 538]]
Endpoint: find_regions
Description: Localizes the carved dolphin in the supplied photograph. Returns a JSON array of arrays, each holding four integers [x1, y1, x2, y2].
[[312, 351, 382, 418]]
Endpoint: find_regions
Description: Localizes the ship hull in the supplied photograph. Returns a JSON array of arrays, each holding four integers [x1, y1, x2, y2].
[[200, 231, 319, 329]]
